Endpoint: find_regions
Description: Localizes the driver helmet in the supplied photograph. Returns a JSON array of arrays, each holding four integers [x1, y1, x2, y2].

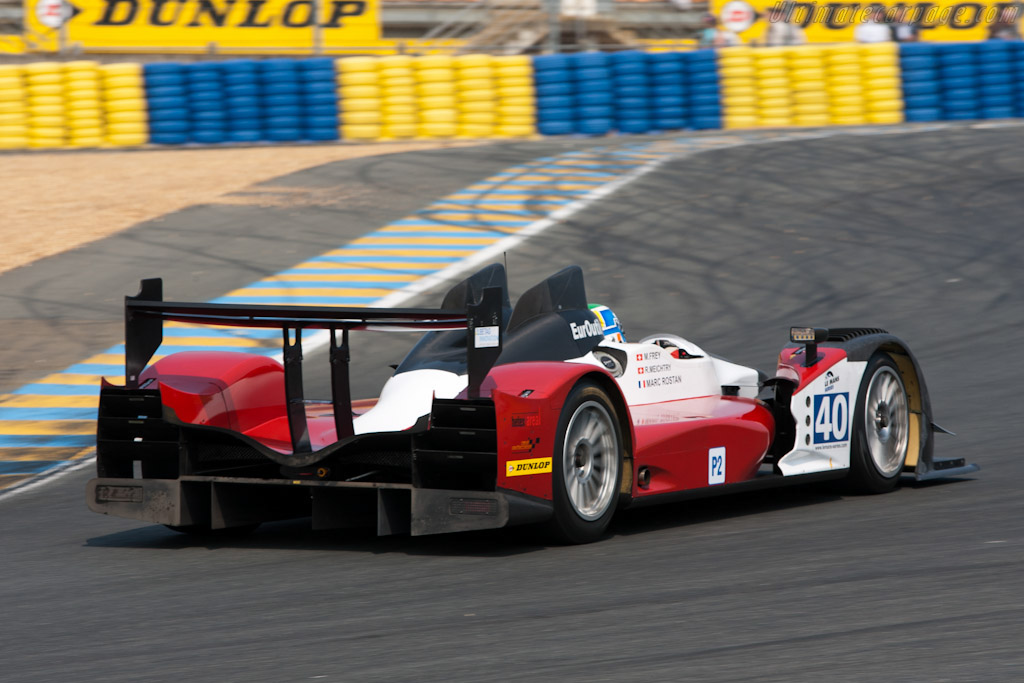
[[588, 304, 625, 343]]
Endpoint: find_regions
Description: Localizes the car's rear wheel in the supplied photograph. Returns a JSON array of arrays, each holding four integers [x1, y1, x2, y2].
[[847, 353, 910, 493], [548, 381, 623, 544]]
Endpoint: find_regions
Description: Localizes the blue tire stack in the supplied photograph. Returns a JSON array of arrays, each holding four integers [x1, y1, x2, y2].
[[649, 52, 687, 131], [1017, 43, 1024, 117], [687, 50, 721, 130], [611, 51, 651, 134], [299, 57, 340, 142], [976, 41, 1015, 119], [899, 43, 941, 122], [186, 63, 226, 144], [573, 52, 614, 136], [938, 43, 979, 121], [259, 59, 301, 142], [222, 60, 262, 144], [533, 55, 575, 136], [143, 63, 190, 145]]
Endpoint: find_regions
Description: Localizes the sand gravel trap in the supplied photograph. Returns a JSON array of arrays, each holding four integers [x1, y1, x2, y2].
[[0, 140, 483, 276]]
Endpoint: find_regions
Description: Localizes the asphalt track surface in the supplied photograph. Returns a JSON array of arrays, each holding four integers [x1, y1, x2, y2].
[[2, 126, 1023, 681]]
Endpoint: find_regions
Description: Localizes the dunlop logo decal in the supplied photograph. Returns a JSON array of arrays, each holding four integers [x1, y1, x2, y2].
[[506, 457, 551, 477]]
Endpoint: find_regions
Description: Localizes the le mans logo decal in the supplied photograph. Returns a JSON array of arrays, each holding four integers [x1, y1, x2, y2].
[[506, 456, 551, 477], [824, 370, 839, 392]]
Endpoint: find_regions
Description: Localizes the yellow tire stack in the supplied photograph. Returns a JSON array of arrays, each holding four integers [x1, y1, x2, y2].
[[415, 55, 457, 139], [492, 55, 535, 137], [755, 47, 792, 128], [24, 62, 66, 148], [861, 43, 904, 125], [0, 65, 29, 150], [337, 57, 383, 141], [826, 45, 867, 126], [718, 47, 757, 129], [455, 54, 496, 139], [64, 61, 105, 148], [100, 63, 148, 146], [788, 46, 830, 127], [378, 55, 417, 140]]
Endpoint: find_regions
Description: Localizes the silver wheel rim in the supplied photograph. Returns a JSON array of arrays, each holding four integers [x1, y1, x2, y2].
[[562, 400, 620, 521], [864, 366, 909, 478]]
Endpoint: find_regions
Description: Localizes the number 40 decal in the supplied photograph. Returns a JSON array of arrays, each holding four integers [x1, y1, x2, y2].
[[813, 392, 850, 444]]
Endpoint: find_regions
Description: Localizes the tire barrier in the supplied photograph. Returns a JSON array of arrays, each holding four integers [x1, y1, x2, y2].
[[100, 63, 147, 147], [224, 60, 261, 144], [687, 50, 722, 130], [455, 53, 495, 139], [185, 62, 225, 145], [415, 55, 457, 139], [722, 43, 902, 129], [613, 51, 651, 134], [25, 62, 67, 148], [533, 54, 574, 136], [259, 59, 301, 143], [337, 56, 381, 141], [378, 55, 416, 140], [64, 61, 104, 148], [900, 42, 1021, 122], [571, 51, 612, 136], [144, 63, 188, 145], [720, 47, 757, 129], [493, 55, 536, 138], [861, 43, 903, 125], [0, 65, 28, 149], [5, 45, 1024, 150], [299, 58, 339, 143], [532, 49, 719, 136]]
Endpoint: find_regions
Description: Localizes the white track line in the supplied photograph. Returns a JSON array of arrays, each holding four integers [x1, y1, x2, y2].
[[0, 456, 95, 502]]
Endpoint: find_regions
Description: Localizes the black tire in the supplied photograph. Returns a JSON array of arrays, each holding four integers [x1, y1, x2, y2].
[[847, 353, 911, 494], [547, 381, 624, 544], [165, 523, 261, 538]]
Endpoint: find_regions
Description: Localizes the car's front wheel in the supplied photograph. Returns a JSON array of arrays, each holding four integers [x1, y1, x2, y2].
[[547, 381, 623, 544], [847, 353, 910, 493]]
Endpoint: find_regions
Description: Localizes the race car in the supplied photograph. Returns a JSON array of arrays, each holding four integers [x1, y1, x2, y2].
[[87, 264, 978, 543]]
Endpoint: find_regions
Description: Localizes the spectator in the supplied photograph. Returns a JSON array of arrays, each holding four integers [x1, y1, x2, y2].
[[889, 6, 919, 42], [763, 3, 807, 45], [987, 6, 1022, 40], [854, 6, 892, 43], [699, 13, 743, 47]]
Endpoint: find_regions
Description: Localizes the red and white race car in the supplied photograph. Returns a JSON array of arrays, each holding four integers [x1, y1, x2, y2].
[[87, 265, 977, 543]]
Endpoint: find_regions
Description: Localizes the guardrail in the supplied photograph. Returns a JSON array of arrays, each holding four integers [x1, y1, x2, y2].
[[1, 42, 1023, 151]]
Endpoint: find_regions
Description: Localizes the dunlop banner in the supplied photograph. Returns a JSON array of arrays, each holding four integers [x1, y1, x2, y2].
[[23, 0, 380, 53], [713, 0, 1022, 43]]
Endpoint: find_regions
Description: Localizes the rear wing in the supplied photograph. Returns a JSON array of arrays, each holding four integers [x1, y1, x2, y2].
[[123, 278, 504, 453]]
